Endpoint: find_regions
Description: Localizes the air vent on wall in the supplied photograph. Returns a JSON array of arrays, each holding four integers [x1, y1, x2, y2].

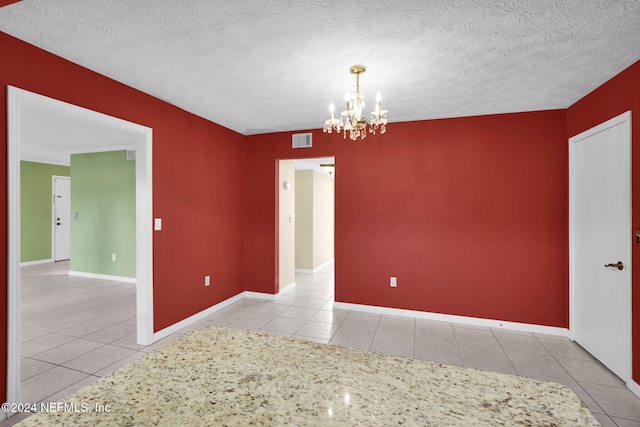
[[127, 150, 136, 160], [292, 133, 312, 149]]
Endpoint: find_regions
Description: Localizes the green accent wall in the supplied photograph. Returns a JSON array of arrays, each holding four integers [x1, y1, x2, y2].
[[70, 151, 136, 278], [20, 161, 71, 263]]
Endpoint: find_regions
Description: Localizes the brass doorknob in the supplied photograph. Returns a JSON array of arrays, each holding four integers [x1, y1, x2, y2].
[[604, 261, 624, 270]]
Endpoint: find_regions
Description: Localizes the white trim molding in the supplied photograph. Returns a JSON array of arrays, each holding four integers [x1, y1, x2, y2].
[[628, 380, 640, 399], [152, 293, 246, 341], [333, 301, 569, 337], [6, 83, 22, 418], [69, 271, 136, 283], [244, 291, 277, 301], [151, 292, 571, 353], [246, 286, 297, 301], [6, 87, 154, 417], [295, 258, 334, 274], [153, 288, 301, 340], [279, 281, 296, 294]]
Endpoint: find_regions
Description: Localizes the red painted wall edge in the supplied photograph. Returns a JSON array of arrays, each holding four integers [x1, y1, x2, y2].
[[567, 59, 640, 386], [246, 111, 569, 329], [0, 32, 246, 403], [0, 1, 20, 9]]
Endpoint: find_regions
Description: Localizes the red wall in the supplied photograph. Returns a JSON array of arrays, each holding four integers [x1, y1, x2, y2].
[[0, 32, 246, 402], [246, 110, 569, 327], [0, 1, 20, 8], [567, 59, 640, 384]]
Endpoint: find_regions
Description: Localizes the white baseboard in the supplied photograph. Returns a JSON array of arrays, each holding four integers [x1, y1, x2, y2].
[[20, 258, 53, 267], [154, 292, 570, 345], [628, 380, 640, 399], [332, 301, 569, 337], [245, 285, 294, 301], [295, 258, 334, 274], [152, 286, 302, 341], [244, 291, 277, 301], [152, 292, 246, 341], [69, 271, 136, 283], [279, 281, 296, 294], [315, 258, 334, 271]]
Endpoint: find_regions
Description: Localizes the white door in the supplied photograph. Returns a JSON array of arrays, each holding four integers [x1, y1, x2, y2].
[[53, 176, 71, 261], [570, 111, 631, 382]]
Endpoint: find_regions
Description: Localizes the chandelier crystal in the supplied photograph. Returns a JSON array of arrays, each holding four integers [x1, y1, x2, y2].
[[323, 65, 388, 140]]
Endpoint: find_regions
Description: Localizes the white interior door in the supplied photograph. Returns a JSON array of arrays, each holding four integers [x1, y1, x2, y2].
[[570, 111, 631, 383], [53, 176, 71, 261]]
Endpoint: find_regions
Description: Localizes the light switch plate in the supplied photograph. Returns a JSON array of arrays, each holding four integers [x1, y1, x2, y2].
[[154, 218, 162, 231], [390, 277, 397, 287]]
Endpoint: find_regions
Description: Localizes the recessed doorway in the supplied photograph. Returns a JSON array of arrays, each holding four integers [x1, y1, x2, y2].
[[277, 157, 335, 294], [6, 87, 154, 414]]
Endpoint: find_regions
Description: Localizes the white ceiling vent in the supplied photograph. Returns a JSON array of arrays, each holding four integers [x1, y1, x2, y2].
[[292, 133, 312, 149], [127, 150, 136, 160]]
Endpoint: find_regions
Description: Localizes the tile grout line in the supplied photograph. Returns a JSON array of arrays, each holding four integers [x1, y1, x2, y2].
[[490, 329, 520, 375], [532, 332, 608, 416]]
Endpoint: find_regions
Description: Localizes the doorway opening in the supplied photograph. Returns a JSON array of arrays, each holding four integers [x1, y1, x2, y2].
[[277, 157, 335, 294], [7, 87, 154, 412]]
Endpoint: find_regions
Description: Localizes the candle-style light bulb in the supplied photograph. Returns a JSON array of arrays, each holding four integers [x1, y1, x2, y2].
[[329, 102, 335, 120], [344, 92, 351, 111]]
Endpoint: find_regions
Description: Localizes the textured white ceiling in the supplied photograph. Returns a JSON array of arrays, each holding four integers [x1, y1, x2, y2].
[[19, 97, 139, 166], [2, 0, 640, 136], [294, 157, 335, 177]]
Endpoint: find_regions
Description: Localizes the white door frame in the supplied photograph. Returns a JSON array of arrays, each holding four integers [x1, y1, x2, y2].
[[568, 110, 632, 385], [51, 175, 71, 262], [6, 86, 155, 414]]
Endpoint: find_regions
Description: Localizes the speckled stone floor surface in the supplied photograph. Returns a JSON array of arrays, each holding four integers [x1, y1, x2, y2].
[[16, 326, 599, 426]]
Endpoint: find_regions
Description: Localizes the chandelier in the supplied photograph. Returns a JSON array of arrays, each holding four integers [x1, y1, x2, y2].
[[323, 65, 388, 140]]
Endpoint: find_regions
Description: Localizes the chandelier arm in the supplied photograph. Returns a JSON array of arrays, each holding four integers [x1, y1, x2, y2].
[[323, 65, 388, 138]]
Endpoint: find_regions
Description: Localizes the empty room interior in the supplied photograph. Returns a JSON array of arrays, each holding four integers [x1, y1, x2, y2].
[[2, 1, 640, 426]]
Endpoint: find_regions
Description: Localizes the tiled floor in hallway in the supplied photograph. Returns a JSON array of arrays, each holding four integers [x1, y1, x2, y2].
[[3, 260, 640, 426]]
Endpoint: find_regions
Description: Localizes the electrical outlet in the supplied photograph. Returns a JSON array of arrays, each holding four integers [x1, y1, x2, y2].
[[205, 275, 211, 287], [390, 276, 397, 287], [112, 253, 116, 261]]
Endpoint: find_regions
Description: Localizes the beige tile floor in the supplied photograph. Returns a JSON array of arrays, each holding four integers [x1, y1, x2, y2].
[[3, 260, 640, 426]]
